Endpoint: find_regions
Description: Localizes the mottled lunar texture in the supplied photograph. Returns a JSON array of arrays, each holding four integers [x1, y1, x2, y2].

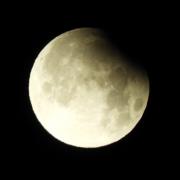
[[29, 28, 149, 148]]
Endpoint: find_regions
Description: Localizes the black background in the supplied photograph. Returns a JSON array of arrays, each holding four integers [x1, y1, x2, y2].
[[2, 2, 177, 178]]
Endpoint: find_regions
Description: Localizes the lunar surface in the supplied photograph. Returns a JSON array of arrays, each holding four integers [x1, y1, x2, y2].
[[29, 28, 149, 148]]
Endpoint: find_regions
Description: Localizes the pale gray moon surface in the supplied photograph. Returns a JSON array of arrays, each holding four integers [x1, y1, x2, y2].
[[29, 28, 149, 148]]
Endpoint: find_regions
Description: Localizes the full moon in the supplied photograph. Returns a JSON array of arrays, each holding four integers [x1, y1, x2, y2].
[[29, 28, 149, 148]]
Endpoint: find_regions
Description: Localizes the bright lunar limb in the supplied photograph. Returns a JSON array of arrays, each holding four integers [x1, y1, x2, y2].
[[29, 28, 149, 148]]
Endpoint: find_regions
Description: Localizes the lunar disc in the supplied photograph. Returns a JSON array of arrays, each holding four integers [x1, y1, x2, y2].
[[29, 28, 149, 148]]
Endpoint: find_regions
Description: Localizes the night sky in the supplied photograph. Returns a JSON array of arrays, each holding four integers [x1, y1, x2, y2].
[[2, 3, 176, 178]]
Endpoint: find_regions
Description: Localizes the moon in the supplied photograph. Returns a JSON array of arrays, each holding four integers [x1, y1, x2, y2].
[[29, 28, 149, 148]]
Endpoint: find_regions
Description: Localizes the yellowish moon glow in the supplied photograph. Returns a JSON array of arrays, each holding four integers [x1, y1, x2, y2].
[[29, 28, 149, 148]]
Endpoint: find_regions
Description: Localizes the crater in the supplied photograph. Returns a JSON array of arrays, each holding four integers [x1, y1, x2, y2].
[[57, 93, 72, 106], [106, 91, 120, 109], [106, 90, 129, 110], [134, 98, 143, 111], [42, 52, 59, 75], [56, 86, 77, 106], [95, 76, 107, 88], [108, 67, 127, 91], [42, 82, 52, 94]]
